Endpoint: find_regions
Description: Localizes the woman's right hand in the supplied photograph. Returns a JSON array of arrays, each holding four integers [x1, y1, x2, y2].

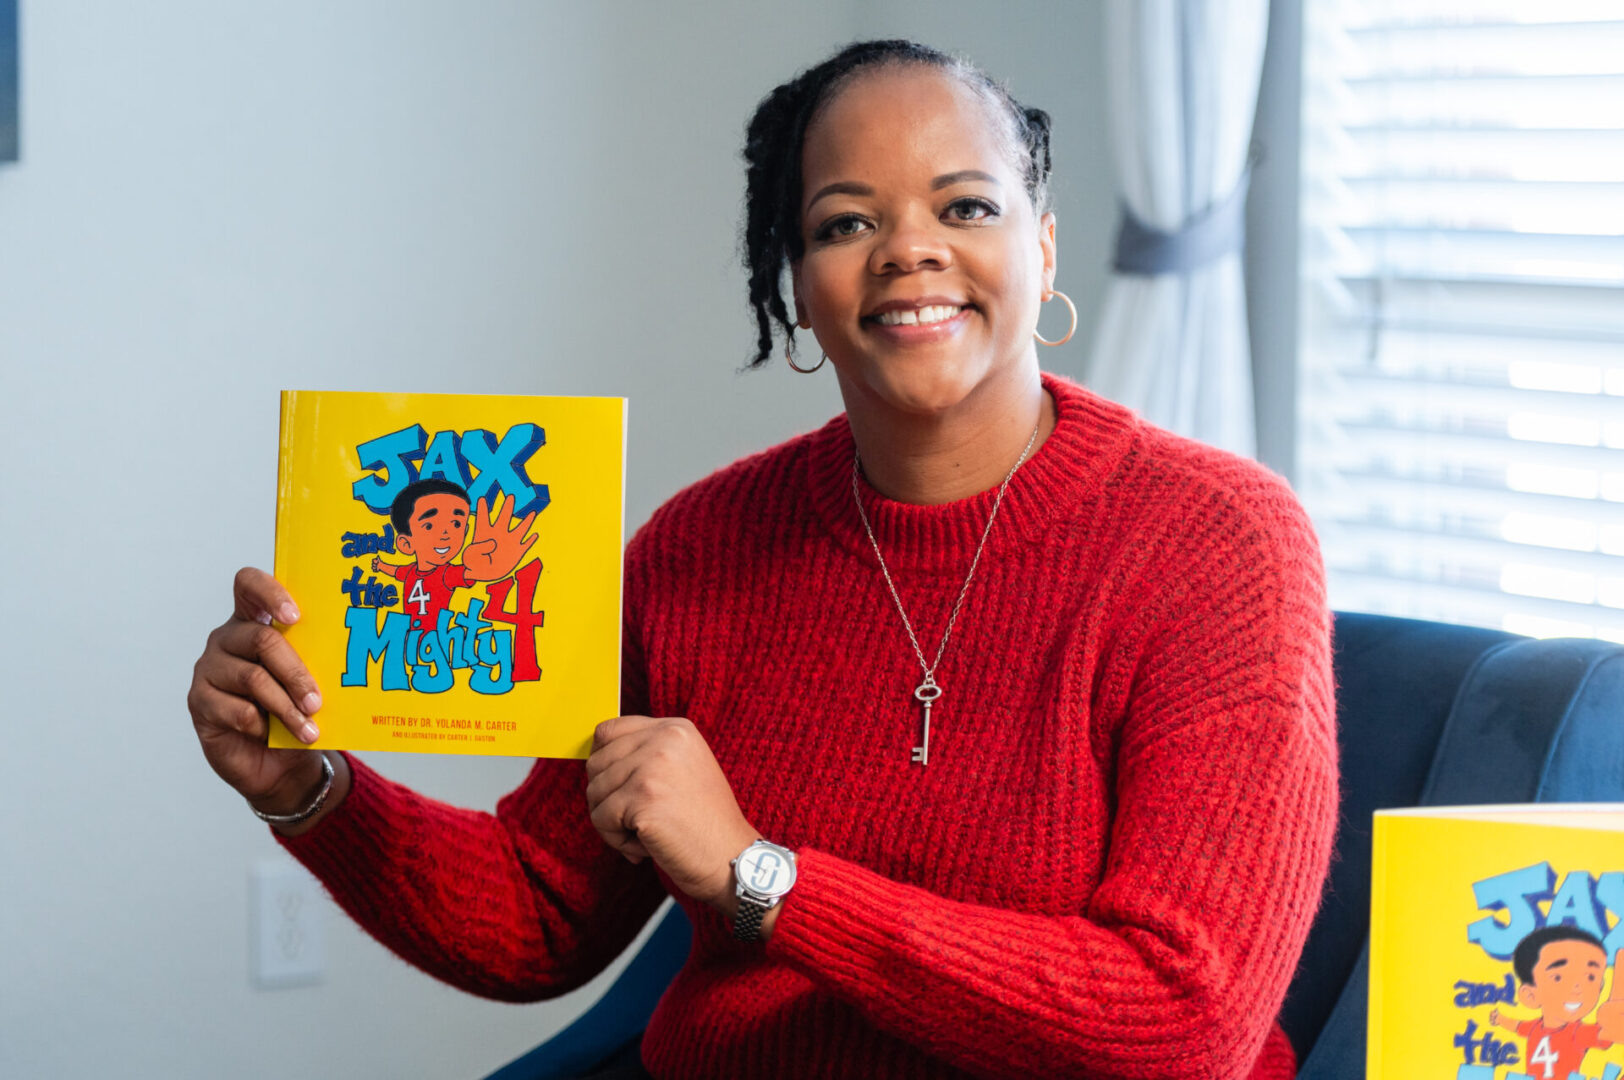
[[187, 567, 341, 829]]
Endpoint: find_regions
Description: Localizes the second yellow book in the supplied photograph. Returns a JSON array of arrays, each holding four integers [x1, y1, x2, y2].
[[1371, 805, 1624, 1080]]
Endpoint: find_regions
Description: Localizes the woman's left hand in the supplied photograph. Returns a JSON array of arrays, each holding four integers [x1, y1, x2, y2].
[[585, 715, 759, 915]]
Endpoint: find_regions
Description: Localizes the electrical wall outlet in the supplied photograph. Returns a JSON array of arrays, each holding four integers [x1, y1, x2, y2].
[[250, 860, 326, 989]]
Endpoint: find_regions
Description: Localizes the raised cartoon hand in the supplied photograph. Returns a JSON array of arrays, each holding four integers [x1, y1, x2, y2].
[[186, 568, 349, 834], [371, 554, 381, 572], [1596, 994, 1624, 1042], [585, 716, 761, 918], [462, 493, 538, 582]]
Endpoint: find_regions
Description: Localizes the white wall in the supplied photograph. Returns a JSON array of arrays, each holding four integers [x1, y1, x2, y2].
[[0, 3, 1119, 1078], [0, 4, 853, 1078]]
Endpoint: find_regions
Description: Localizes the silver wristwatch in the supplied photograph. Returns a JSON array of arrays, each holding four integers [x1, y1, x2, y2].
[[730, 839, 797, 942]]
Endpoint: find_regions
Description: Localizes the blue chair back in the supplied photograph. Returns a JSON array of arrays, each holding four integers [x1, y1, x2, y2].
[[1290, 613, 1624, 1078]]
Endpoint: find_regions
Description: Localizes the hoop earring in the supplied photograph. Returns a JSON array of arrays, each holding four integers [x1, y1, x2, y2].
[[1033, 290, 1077, 347], [786, 346, 828, 374]]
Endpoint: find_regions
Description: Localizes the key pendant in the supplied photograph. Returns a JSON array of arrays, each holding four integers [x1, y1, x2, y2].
[[912, 679, 942, 766]]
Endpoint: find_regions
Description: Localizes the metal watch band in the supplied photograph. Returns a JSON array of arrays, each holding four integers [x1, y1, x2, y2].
[[732, 895, 770, 943], [250, 752, 334, 826]]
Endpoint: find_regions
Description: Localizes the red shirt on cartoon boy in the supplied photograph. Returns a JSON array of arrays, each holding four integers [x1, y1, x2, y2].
[[1513, 1018, 1610, 1080], [393, 561, 475, 632]]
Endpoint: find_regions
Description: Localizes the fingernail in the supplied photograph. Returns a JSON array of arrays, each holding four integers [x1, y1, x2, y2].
[[255, 611, 273, 626], [279, 603, 300, 624], [302, 720, 320, 743], [302, 691, 322, 714]]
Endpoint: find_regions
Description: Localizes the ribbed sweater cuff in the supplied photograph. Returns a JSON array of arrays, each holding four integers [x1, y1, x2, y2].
[[272, 752, 392, 896], [767, 846, 918, 985]]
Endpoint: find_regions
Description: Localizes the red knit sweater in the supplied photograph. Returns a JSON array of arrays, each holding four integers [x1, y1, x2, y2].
[[280, 373, 1337, 1080]]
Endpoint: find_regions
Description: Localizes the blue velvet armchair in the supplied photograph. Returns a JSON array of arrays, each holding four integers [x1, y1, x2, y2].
[[488, 612, 1624, 1080]]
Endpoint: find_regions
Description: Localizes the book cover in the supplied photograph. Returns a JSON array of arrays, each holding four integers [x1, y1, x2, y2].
[[1370, 805, 1624, 1080], [270, 390, 626, 759]]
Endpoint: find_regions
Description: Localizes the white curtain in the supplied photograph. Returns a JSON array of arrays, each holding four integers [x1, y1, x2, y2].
[[1087, 0, 1270, 458]]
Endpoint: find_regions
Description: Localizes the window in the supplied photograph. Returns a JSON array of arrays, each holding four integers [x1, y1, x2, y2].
[[1298, 0, 1624, 641]]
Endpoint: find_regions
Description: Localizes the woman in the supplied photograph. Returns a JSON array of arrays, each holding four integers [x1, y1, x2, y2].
[[188, 40, 1336, 1080]]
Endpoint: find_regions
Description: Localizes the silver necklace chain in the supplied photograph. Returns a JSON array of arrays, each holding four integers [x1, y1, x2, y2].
[[851, 418, 1042, 764]]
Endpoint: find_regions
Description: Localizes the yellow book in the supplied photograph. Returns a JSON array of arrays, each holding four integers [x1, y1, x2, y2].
[[1370, 805, 1624, 1080], [270, 390, 625, 759]]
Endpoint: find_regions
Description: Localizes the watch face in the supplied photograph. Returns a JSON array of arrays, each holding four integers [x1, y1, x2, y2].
[[738, 843, 796, 898]]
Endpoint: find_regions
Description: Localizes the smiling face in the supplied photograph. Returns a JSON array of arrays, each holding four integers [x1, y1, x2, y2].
[[394, 492, 469, 569], [1519, 938, 1609, 1024], [791, 64, 1055, 419]]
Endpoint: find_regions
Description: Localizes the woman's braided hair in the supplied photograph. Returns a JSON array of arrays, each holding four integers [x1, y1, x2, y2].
[[741, 40, 1053, 368]]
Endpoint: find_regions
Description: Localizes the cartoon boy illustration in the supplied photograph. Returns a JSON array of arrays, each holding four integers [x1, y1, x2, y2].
[[1490, 925, 1624, 1080], [372, 478, 537, 631]]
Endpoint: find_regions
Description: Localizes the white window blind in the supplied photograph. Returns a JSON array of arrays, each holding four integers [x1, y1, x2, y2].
[[1298, 0, 1624, 642]]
